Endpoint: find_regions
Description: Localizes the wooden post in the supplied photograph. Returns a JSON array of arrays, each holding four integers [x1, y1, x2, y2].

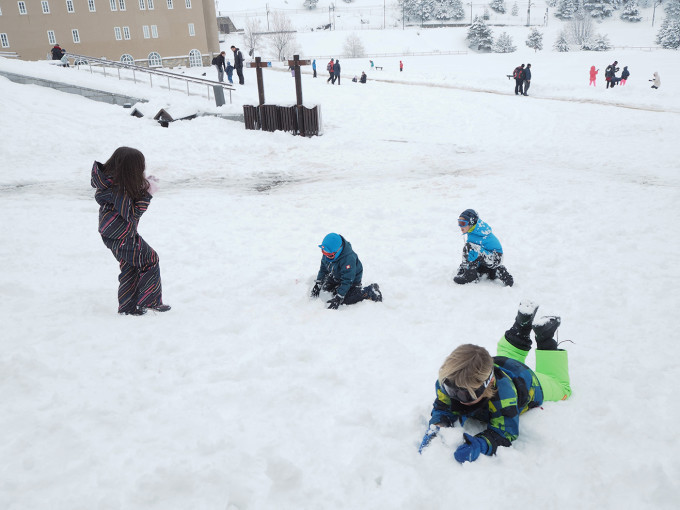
[[287, 54, 311, 107], [247, 57, 270, 106]]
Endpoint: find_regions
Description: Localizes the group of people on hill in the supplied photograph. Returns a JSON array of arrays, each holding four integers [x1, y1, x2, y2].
[[213, 45, 244, 84], [50, 44, 69, 67], [511, 63, 532, 96], [590, 61, 659, 89], [92, 146, 570, 464], [326, 58, 342, 84]]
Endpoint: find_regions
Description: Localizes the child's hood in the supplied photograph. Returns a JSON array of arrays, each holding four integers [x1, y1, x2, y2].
[[91, 161, 113, 191]]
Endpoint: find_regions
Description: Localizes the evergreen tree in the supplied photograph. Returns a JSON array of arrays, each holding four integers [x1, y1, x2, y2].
[[555, 0, 577, 19], [656, 18, 680, 48], [665, 0, 680, 20], [583, 0, 614, 18], [303, 0, 319, 9], [511, 1, 519, 15], [621, 1, 642, 21], [490, 0, 507, 14], [449, 0, 466, 20], [483, 7, 491, 19], [526, 28, 544, 51], [553, 30, 570, 51], [466, 16, 494, 51], [493, 32, 517, 52]]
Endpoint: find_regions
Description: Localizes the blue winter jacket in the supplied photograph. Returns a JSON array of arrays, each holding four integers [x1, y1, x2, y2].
[[315, 236, 363, 298], [428, 350, 543, 455], [465, 219, 503, 263]]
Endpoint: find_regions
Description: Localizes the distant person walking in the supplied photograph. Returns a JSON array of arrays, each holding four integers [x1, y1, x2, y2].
[[650, 71, 660, 89], [312, 59, 317, 78], [214, 51, 227, 82], [226, 60, 234, 84], [334, 59, 341, 85], [400, 60, 404, 72], [231, 45, 244, 85], [51, 44, 64, 60], [523, 63, 532, 96], [589, 65, 598, 86], [620, 66, 630, 86], [605, 61, 619, 89], [512, 64, 525, 96], [327, 58, 335, 83]]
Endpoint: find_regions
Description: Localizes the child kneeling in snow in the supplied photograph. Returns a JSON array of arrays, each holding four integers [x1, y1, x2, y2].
[[310, 233, 382, 309], [419, 301, 572, 462], [453, 209, 513, 286]]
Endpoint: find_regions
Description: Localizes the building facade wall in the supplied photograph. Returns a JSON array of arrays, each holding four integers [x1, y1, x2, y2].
[[0, 0, 219, 63]]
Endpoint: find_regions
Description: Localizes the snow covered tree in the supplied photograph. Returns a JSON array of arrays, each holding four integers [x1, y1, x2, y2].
[[268, 12, 298, 60], [343, 33, 366, 57], [656, 18, 680, 48], [526, 28, 544, 51], [621, 1, 642, 21], [553, 30, 570, 51], [665, 0, 680, 19], [581, 33, 612, 50], [303, 0, 319, 9], [467, 16, 494, 51], [555, 0, 578, 19], [511, 1, 519, 15], [449, 0, 466, 20], [483, 7, 491, 19], [569, 8, 595, 44], [493, 32, 516, 52], [489, 0, 507, 14], [243, 18, 265, 59], [583, 0, 614, 18]]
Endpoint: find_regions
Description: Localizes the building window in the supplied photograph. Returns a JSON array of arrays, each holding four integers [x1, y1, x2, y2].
[[142, 25, 150, 38], [188, 49, 201, 67], [88, 0, 95, 11], [120, 53, 133, 64], [166, 0, 172, 9], [151, 25, 158, 38], [188, 23, 195, 36], [185, 0, 190, 7], [147, 0, 153, 8], [41, 1, 50, 13], [114, 27, 121, 40], [47, 30, 56, 44], [138, 0, 145, 9], [0, 5, 3, 14], [66, 0, 74, 12], [0, 33, 9, 48], [109, 0, 116, 10], [118, 0, 125, 10], [148, 51, 161, 67], [18, 2, 27, 14], [72, 28, 80, 43], [123, 26, 130, 39]]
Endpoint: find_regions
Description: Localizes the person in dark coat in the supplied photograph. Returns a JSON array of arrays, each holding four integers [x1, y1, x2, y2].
[[513, 64, 525, 95], [215, 51, 227, 82], [523, 63, 532, 96], [51, 44, 64, 60], [359, 71, 367, 83], [333, 59, 341, 85], [231, 45, 244, 85], [91, 147, 170, 316], [310, 233, 382, 309], [620, 66, 630, 86], [605, 60, 619, 89]]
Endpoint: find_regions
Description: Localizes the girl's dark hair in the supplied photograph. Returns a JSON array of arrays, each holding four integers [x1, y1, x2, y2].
[[102, 147, 149, 201]]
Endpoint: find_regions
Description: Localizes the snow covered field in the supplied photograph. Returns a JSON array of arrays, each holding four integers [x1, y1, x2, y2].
[[1, 7, 680, 510]]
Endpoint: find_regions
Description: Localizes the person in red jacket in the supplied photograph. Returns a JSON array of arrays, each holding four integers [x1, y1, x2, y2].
[[326, 58, 335, 83], [400, 60, 404, 72], [91, 147, 170, 315], [589, 65, 598, 86]]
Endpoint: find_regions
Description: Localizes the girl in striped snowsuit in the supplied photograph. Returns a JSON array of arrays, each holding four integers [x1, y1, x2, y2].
[[91, 147, 170, 315]]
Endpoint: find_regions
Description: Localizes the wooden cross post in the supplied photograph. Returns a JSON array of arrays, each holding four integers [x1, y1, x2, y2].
[[287, 54, 311, 107], [247, 56, 270, 106]]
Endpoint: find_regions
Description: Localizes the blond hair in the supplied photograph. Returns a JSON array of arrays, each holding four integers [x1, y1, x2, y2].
[[438, 344, 496, 401]]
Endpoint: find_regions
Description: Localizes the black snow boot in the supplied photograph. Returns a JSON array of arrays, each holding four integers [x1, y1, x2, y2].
[[495, 265, 514, 287], [533, 316, 561, 350], [453, 265, 479, 285], [364, 283, 382, 302], [505, 300, 539, 351]]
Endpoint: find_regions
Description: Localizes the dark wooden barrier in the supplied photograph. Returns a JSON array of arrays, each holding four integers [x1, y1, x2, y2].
[[259, 105, 279, 132], [242, 104, 322, 137], [243, 105, 259, 130], [279, 106, 298, 134]]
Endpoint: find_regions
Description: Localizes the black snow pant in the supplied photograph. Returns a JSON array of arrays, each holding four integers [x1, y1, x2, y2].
[[102, 234, 163, 313], [327, 72, 334, 83], [460, 243, 503, 271], [515, 79, 524, 95], [236, 67, 244, 85], [523, 80, 531, 95], [313, 68, 317, 77], [335, 74, 340, 85], [322, 279, 368, 305]]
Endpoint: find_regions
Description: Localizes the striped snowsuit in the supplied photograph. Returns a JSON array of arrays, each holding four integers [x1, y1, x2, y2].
[[91, 161, 163, 313]]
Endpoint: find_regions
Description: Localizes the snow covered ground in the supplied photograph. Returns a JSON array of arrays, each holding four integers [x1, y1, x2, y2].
[[1, 9, 680, 510]]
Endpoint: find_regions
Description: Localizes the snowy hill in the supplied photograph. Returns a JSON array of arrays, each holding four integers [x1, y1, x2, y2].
[[1, 4, 679, 510]]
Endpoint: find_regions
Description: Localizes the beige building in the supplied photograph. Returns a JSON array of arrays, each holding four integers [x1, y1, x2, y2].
[[0, 0, 220, 65]]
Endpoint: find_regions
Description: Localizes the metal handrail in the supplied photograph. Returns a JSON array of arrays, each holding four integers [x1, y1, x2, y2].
[[64, 52, 235, 104]]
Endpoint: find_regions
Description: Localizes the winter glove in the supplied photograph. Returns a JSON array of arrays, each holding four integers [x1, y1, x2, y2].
[[326, 295, 344, 309], [310, 281, 321, 298], [453, 433, 489, 463], [418, 425, 440, 454], [147, 175, 159, 195]]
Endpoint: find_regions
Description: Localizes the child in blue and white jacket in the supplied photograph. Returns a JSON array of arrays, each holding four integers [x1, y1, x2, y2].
[[453, 209, 513, 286]]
